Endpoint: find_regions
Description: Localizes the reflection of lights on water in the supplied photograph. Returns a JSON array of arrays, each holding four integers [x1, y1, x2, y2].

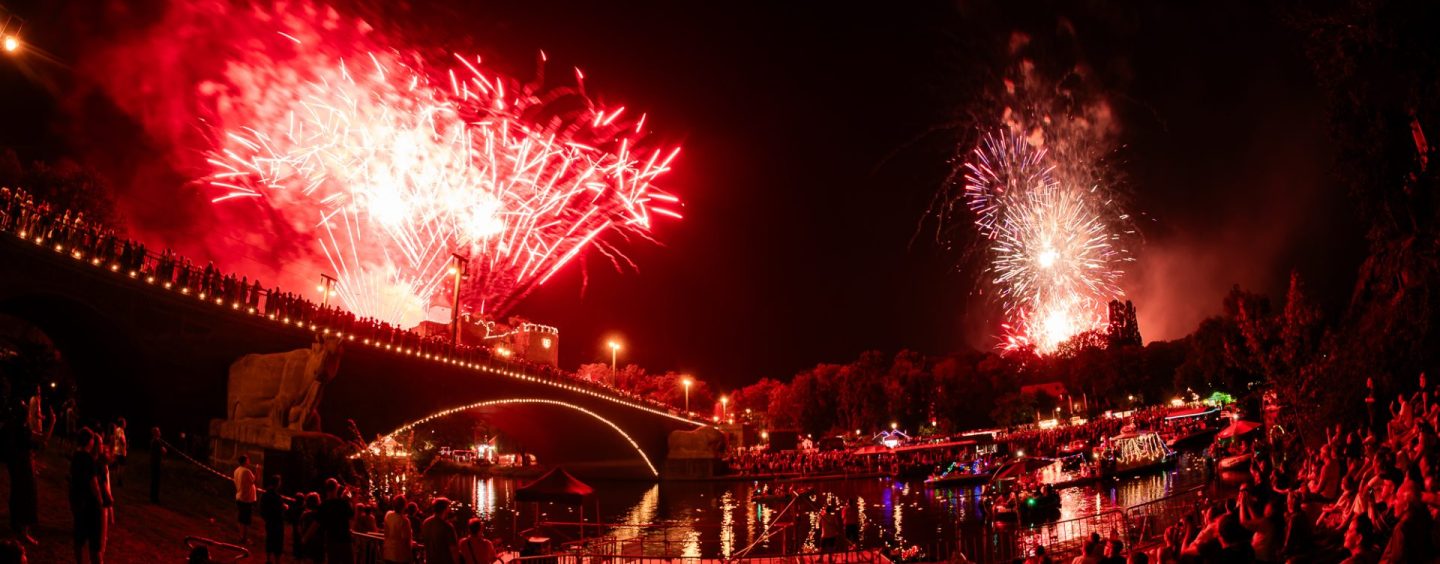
[[856, 495, 868, 544], [681, 529, 702, 559], [745, 491, 758, 551], [893, 487, 905, 547], [719, 491, 735, 558], [610, 484, 660, 549], [471, 477, 496, 520]]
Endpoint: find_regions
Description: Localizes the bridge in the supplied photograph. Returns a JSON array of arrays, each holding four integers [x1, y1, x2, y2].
[[0, 197, 704, 479]]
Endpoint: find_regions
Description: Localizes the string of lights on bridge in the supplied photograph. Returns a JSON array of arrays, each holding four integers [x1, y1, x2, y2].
[[11, 226, 707, 429], [376, 398, 661, 477]]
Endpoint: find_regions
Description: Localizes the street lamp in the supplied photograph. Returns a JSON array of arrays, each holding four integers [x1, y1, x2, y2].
[[317, 274, 336, 308], [607, 340, 621, 372], [682, 377, 693, 414], [3, 35, 18, 53], [720, 395, 728, 420]]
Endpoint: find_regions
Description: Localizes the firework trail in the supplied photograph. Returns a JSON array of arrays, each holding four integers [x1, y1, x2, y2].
[[205, 20, 680, 327], [963, 130, 1127, 353]]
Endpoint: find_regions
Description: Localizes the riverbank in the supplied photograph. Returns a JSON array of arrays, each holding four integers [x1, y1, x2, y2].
[[0, 441, 241, 563]]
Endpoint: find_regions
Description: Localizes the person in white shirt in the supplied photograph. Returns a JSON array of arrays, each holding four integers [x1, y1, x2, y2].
[[383, 495, 417, 563], [233, 455, 258, 544], [110, 419, 128, 487]]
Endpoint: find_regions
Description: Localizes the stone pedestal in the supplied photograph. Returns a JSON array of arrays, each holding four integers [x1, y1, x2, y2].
[[210, 419, 349, 490]]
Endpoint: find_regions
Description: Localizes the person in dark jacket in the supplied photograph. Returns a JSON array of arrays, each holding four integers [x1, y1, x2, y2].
[[260, 475, 288, 564]]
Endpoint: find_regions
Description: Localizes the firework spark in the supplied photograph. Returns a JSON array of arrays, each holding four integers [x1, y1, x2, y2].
[[963, 130, 1127, 353], [207, 35, 680, 326]]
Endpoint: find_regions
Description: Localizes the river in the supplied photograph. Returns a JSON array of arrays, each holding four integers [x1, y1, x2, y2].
[[413, 450, 1213, 558]]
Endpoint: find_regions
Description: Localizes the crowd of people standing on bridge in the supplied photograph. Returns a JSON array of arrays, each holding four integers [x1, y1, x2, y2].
[[0, 188, 691, 419]]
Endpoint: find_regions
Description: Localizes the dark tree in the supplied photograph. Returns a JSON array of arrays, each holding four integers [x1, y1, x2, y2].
[[1106, 300, 1142, 348]]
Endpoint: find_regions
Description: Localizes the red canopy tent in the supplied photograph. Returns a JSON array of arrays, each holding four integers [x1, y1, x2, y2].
[[517, 468, 594, 504], [1216, 420, 1262, 440], [516, 468, 598, 540]]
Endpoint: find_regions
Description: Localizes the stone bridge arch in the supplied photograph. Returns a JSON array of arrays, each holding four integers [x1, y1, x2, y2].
[[379, 398, 662, 478]]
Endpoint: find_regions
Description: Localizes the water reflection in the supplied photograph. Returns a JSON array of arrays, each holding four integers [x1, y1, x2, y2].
[[414, 451, 1209, 557]]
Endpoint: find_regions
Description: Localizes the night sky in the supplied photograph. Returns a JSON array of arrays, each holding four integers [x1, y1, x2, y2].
[[0, 1, 1366, 391]]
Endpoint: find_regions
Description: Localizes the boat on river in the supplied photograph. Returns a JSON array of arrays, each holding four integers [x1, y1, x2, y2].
[[751, 487, 814, 505], [924, 461, 996, 488], [1097, 432, 1178, 478], [1217, 452, 1253, 472]]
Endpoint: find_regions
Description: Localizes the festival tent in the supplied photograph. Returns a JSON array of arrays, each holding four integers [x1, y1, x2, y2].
[[991, 460, 1029, 482], [1216, 419, 1262, 440], [517, 467, 598, 539], [517, 467, 594, 504]]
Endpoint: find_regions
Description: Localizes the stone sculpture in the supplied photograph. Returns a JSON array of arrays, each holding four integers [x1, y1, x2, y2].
[[224, 336, 343, 433]]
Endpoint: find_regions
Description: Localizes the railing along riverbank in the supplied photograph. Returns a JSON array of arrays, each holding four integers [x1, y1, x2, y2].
[[938, 484, 1210, 562]]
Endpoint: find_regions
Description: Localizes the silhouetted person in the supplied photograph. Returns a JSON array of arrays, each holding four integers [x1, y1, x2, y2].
[[70, 429, 105, 563], [318, 478, 354, 563], [421, 498, 458, 564], [458, 518, 495, 564], [260, 474, 287, 564], [4, 410, 40, 546]]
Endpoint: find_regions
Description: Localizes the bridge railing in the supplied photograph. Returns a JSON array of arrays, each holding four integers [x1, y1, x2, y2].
[[0, 189, 704, 425]]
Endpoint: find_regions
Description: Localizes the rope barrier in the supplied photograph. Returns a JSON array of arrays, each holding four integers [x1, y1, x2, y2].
[[154, 438, 294, 501]]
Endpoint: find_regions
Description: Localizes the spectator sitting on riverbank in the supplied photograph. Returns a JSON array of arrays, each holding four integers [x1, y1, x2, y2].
[[1139, 373, 1440, 564]]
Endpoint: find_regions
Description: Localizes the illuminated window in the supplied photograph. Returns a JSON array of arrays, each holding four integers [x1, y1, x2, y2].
[[541, 337, 553, 349]]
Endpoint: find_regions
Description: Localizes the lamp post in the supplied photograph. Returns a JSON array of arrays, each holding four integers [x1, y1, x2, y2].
[[720, 395, 728, 420], [682, 377, 693, 414], [608, 340, 621, 372], [449, 253, 467, 346], [318, 274, 336, 308]]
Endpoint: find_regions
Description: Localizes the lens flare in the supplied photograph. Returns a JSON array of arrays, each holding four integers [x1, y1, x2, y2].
[[206, 28, 680, 326], [964, 130, 1127, 353]]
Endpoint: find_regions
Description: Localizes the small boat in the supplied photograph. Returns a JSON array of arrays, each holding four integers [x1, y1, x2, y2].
[[1058, 439, 1090, 457], [925, 469, 993, 487], [1098, 432, 1178, 478], [1218, 453, 1253, 473], [751, 488, 813, 505], [924, 458, 999, 488], [987, 490, 1061, 523], [1056, 451, 1087, 471]]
